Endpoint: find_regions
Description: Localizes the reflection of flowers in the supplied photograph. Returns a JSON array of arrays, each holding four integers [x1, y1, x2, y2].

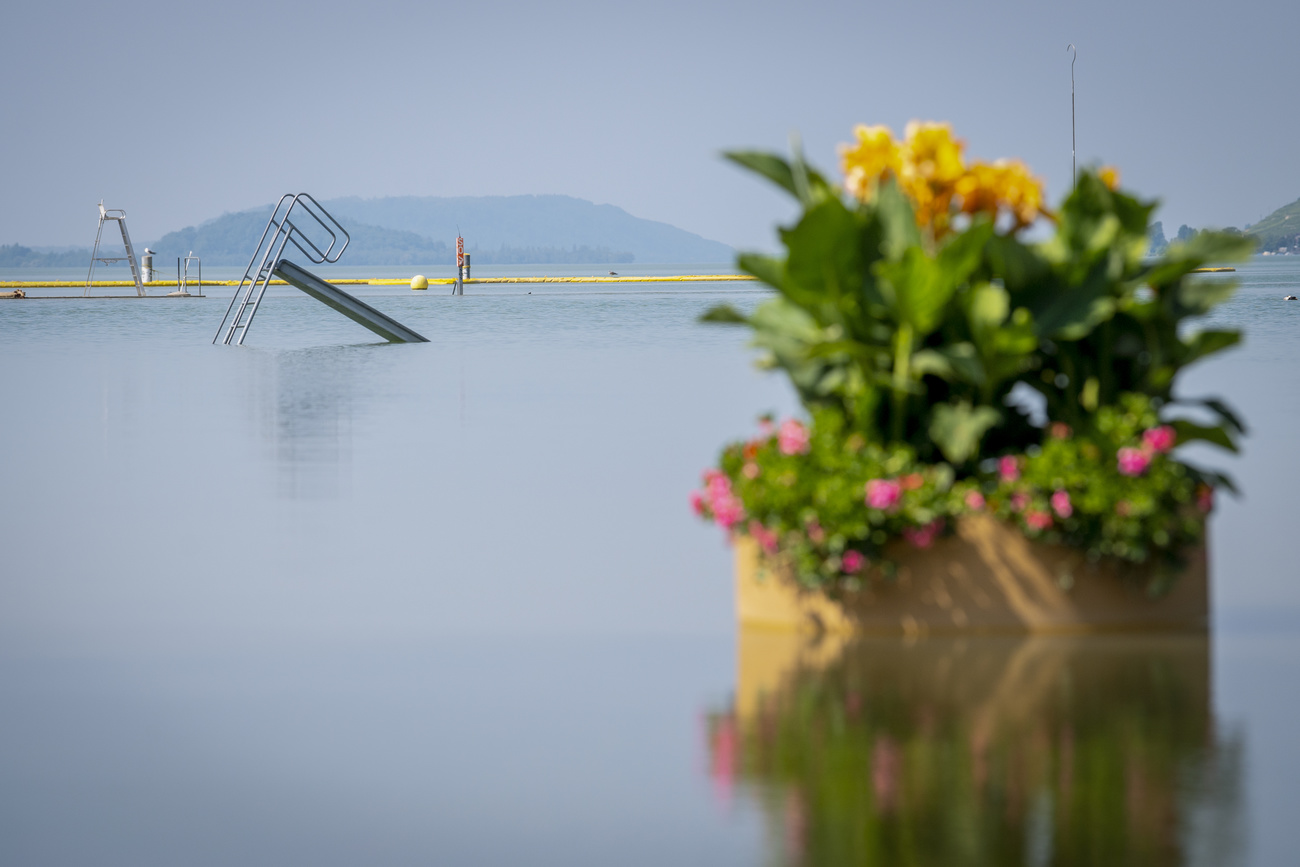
[[902, 519, 943, 549], [871, 735, 903, 813], [702, 637, 1227, 865], [708, 716, 737, 805]]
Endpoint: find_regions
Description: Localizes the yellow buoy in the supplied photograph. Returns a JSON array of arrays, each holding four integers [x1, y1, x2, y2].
[[410, 274, 429, 291]]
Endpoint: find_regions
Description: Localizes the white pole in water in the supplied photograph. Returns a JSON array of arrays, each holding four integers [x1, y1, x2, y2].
[[1067, 43, 1077, 188], [455, 235, 464, 295]]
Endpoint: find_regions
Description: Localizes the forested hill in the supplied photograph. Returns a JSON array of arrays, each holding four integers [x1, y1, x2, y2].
[[1246, 197, 1300, 252], [322, 195, 733, 264], [145, 195, 731, 266]]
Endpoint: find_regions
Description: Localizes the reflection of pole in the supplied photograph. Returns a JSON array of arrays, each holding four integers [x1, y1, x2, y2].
[[1067, 43, 1077, 188]]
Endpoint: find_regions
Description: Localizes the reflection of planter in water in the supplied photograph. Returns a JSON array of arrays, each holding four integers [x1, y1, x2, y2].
[[708, 630, 1241, 867], [737, 514, 1207, 634]]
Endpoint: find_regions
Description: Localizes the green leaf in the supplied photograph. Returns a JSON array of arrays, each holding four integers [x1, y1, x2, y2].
[[1180, 329, 1241, 365], [782, 198, 865, 313], [929, 402, 1002, 464], [737, 252, 787, 291], [1030, 263, 1116, 339], [966, 282, 1010, 346], [872, 180, 922, 258], [1175, 278, 1237, 316], [913, 344, 984, 386], [1170, 419, 1238, 453], [986, 234, 1050, 293], [723, 150, 833, 206], [699, 304, 749, 324]]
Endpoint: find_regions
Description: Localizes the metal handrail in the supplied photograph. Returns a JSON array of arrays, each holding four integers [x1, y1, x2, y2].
[[213, 193, 351, 344]]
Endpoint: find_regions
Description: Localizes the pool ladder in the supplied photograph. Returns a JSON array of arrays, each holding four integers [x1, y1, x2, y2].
[[214, 193, 349, 345]]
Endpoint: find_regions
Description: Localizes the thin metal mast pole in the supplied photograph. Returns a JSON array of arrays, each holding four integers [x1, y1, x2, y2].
[[1067, 44, 1077, 188]]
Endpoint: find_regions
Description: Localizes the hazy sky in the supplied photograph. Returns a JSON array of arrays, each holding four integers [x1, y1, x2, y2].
[[5, 0, 1298, 251]]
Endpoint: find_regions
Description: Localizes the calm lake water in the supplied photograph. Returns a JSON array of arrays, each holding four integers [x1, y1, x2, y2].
[[1, 259, 1298, 865]]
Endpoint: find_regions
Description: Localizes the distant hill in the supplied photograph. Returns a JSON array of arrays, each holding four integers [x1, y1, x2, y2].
[[144, 194, 729, 267], [322, 195, 733, 264], [1246, 198, 1300, 252], [151, 209, 455, 266], [0, 244, 89, 267]]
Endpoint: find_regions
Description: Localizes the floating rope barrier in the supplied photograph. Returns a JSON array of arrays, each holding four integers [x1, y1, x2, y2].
[[0, 274, 759, 289]]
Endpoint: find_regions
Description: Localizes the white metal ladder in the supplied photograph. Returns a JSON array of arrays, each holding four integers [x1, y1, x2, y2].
[[85, 202, 145, 297], [213, 193, 350, 345]]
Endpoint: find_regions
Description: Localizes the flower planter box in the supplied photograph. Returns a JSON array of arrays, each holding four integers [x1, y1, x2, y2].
[[736, 513, 1207, 635]]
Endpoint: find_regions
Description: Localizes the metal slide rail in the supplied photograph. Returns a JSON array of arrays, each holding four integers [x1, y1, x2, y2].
[[213, 193, 350, 345], [273, 260, 428, 343]]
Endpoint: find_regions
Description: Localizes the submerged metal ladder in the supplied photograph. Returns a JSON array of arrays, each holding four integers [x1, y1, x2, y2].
[[214, 193, 426, 345], [85, 202, 144, 297]]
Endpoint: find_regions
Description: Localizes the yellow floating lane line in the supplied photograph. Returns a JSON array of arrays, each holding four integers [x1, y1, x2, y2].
[[0, 274, 759, 289]]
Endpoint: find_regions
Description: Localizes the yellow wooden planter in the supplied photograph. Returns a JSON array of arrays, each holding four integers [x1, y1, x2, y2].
[[736, 513, 1207, 635]]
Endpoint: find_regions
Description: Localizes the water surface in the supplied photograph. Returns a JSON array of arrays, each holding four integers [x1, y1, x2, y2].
[[1, 260, 1298, 865]]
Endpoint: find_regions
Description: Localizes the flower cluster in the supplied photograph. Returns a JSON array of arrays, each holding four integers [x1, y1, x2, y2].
[[692, 395, 1214, 587], [978, 396, 1209, 568], [689, 409, 972, 587], [839, 121, 1046, 236]]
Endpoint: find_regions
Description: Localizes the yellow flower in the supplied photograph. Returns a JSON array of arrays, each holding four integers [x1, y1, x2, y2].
[[839, 124, 901, 201], [955, 159, 1046, 230], [1098, 165, 1120, 191], [900, 121, 966, 187], [899, 122, 966, 234]]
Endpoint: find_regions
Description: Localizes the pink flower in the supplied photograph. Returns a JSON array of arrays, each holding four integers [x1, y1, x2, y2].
[[1051, 489, 1073, 519], [777, 419, 810, 455], [965, 491, 986, 510], [1025, 510, 1053, 531], [742, 462, 760, 479], [713, 495, 745, 530], [1010, 491, 1029, 512], [865, 478, 902, 510], [1197, 485, 1215, 514], [1143, 425, 1177, 454], [902, 519, 944, 549], [999, 455, 1020, 482], [701, 472, 746, 530], [1049, 422, 1072, 440], [842, 550, 866, 574], [689, 490, 705, 516], [757, 417, 776, 438], [806, 518, 825, 545], [1117, 447, 1151, 477]]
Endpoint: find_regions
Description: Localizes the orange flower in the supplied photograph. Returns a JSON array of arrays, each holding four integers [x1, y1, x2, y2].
[[839, 124, 901, 202], [1098, 165, 1120, 191], [955, 159, 1046, 231]]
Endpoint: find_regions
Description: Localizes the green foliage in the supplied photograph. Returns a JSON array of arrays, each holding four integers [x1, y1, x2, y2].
[[982, 395, 1211, 586], [706, 157, 1250, 470], [697, 144, 1250, 585]]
